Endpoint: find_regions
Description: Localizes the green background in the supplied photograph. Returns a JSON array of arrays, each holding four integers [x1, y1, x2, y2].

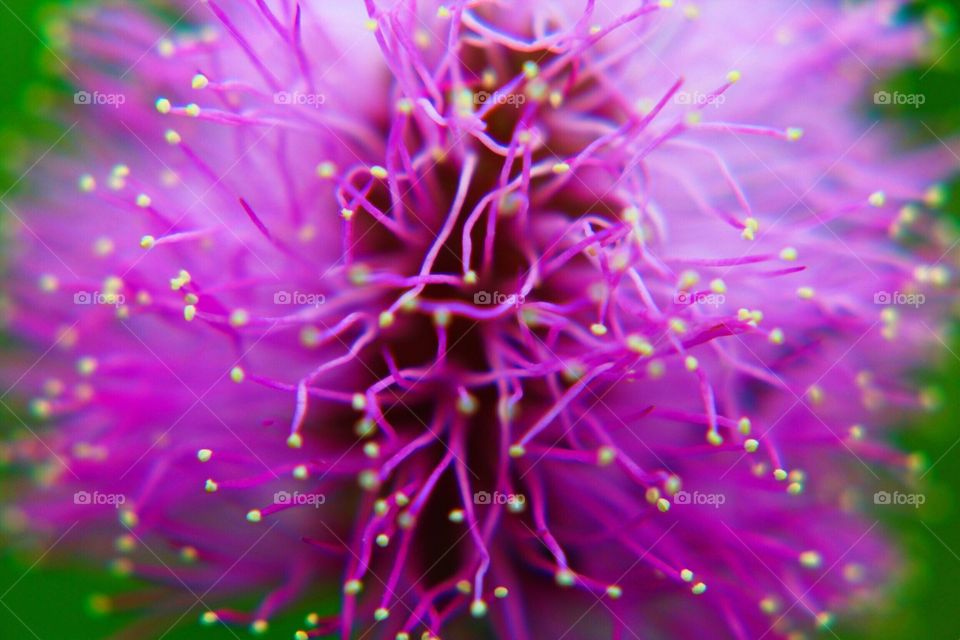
[[0, 1, 959, 638]]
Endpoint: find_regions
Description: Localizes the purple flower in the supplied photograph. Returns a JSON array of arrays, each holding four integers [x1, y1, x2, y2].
[[1, 1, 955, 638]]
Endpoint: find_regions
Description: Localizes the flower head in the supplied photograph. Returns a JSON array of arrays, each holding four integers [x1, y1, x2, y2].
[[1, 1, 955, 638]]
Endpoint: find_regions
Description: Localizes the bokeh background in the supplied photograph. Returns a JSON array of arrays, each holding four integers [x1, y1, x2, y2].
[[0, 1, 957, 638]]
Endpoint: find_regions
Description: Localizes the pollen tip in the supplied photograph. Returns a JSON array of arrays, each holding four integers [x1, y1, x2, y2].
[[469, 600, 487, 618], [868, 191, 886, 207]]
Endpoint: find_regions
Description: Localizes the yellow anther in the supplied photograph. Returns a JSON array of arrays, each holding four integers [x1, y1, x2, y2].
[[627, 335, 654, 356], [779, 247, 798, 261], [799, 550, 822, 568], [590, 323, 608, 336], [229, 309, 249, 327], [316, 161, 336, 178], [469, 600, 487, 618], [597, 446, 616, 466], [352, 393, 367, 411]]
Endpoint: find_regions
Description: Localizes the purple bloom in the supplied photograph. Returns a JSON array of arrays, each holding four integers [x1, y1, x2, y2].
[[1, 1, 955, 638]]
